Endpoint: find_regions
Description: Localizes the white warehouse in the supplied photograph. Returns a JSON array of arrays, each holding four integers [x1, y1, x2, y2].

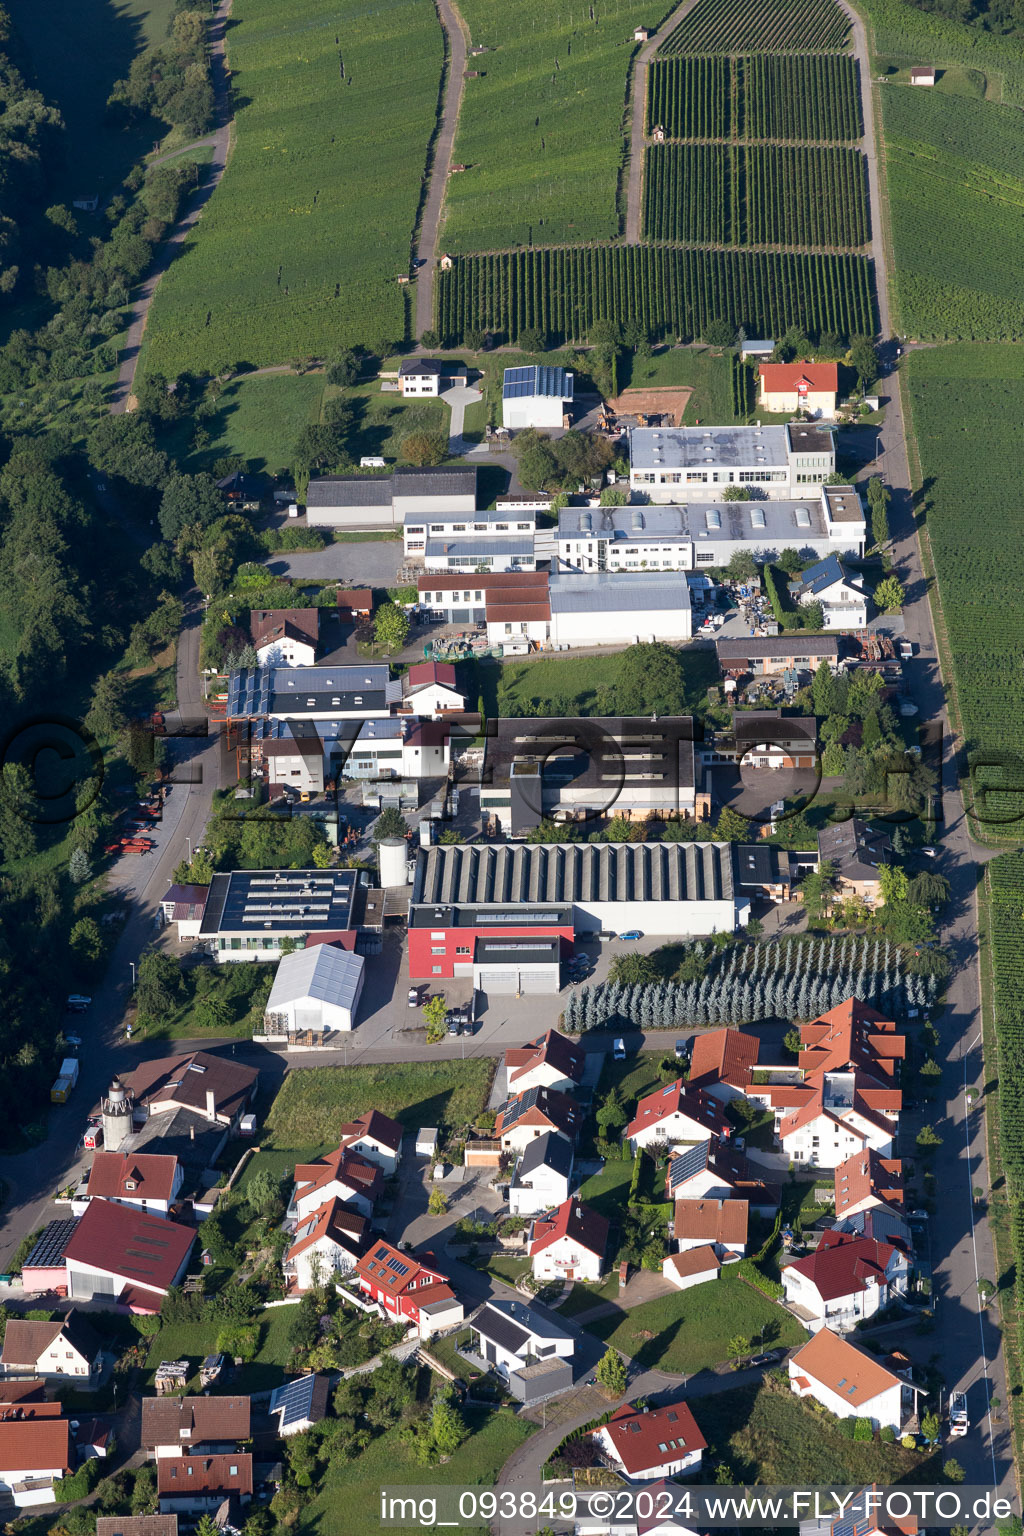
[[547, 571, 692, 648], [502, 365, 574, 430], [265, 943, 366, 1035]]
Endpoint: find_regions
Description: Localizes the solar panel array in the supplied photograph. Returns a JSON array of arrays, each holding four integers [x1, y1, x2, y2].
[[272, 1374, 317, 1428], [24, 1219, 79, 1268], [667, 1141, 710, 1191]]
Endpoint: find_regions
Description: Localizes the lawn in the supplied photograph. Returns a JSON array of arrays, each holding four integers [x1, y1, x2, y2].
[[299, 1402, 534, 1536], [903, 344, 1024, 830], [696, 1379, 941, 1483], [440, 0, 655, 252], [556, 1274, 621, 1316], [143, 1306, 299, 1394], [883, 85, 1024, 340], [619, 345, 742, 423], [142, 0, 444, 377], [337, 381, 452, 464], [497, 648, 718, 718], [14, 0, 176, 202], [264, 1060, 495, 1150], [177, 372, 326, 475], [578, 1158, 635, 1222], [585, 1270, 805, 1372]]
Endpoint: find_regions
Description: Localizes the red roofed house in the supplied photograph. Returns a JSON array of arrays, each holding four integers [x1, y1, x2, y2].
[[157, 1452, 253, 1516], [289, 1147, 382, 1221], [336, 588, 374, 621], [250, 608, 320, 668], [142, 1394, 251, 1458], [626, 1081, 730, 1154], [335, 1109, 404, 1176], [591, 1399, 706, 1482], [401, 662, 466, 717], [504, 1031, 586, 1096], [798, 1000, 905, 1084], [529, 1199, 608, 1283], [662, 1245, 721, 1293], [782, 1229, 908, 1332], [759, 362, 838, 418], [355, 1242, 464, 1338], [665, 1141, 779, 1217], [0, 1415, 72, 1507], [495, 1086, 582, 1154], [789, 1327, 922, 1432], [673, 1198, 748, 1258], [834, 1150, 904, 1221], [63, 1200, 196, 1313], [778, 1075, 897, 1168], [77, 1152, 182, 1217], [284, 1198, 368, 1291], [687, 1028, 759, 1103]]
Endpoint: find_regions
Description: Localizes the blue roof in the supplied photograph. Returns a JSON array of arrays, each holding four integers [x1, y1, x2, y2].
[[502, 365, 573, 401]]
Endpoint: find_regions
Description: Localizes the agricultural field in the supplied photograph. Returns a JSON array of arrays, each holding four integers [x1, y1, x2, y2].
[[904, 344, 1024, 830], [882, 86, 1024, 340], [659, 0, 849, 55], [141, 0, 443, 378], [435, 245, 876, 346], [439, 0, 655, 252], [645, 54, 861, 142], [263, 1059, 495, 1151], [858, 0, 1024, 106], [642, 144, 868, 248]]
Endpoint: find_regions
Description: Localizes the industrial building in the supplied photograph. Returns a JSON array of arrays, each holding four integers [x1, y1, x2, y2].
[[501, 365, 574, 430], [628, 423, 835, 503], [404, 504, 539, 572], [264, 944, 366, 1035], [547, 571, 692, 647], [305, 465, 477, 529], [226, 665, 398, 723], [716, 634, 841, 677], [407, 842, 749, 985], [193, 869, 368, 959]]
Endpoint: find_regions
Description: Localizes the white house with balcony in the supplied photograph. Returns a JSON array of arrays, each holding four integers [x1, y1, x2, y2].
[[529, 1199, 608, 1283], [781, 1230, 908, 1332], [789, 1327, 922, 1432]]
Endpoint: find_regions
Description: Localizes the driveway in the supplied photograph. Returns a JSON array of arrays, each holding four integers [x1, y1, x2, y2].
[[442, 383, 483, 455], [265, 539, 404, 585]]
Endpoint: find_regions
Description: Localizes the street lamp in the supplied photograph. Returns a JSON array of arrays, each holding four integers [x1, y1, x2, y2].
[[186, 837, 193, 860], [129, 962, 136, 986]]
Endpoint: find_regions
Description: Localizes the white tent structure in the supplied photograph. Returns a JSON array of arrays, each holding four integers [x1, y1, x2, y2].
[[265, 944, 365, 1034]]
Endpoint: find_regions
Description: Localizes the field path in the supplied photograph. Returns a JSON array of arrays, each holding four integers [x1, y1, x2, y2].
[[148, 133, 220, 168], [839, 0, 891, 336], [414, 0, 469, 340], [623, 0, 702, 243], [110, 0, 235, 412]]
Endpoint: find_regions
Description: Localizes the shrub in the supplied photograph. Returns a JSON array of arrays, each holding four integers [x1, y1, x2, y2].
[[853, 1417, 873, 1440], [216, 1323, 261, 1361], [837, 1417, 856, 1439], [880, 1425, 896, 1443]]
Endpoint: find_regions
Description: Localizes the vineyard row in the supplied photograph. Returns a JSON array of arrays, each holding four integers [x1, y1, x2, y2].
[[647, 53, 862, 143], [659, 0, 850, 55]]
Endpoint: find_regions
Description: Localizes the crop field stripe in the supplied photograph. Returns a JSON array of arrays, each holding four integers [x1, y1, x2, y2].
[[659, 0, 850, 54], [647, 52, 861, 143]]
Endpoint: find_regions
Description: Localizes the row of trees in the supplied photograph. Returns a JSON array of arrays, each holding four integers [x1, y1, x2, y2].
[[106, 2, 215, 139]]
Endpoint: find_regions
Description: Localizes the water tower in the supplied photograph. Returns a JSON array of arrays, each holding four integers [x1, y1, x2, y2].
[[378, 836, 409, 889], [101, 1076, 134, 1152]]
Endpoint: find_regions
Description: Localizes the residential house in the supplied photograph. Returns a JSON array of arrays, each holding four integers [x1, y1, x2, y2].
[[529, 1200, 608, 1283], [834, 1151, 904, 1222], [508, 1131, 574, 1218], [249, 608, 320, 668], [790, 555, 868, 629], [0, 1416, 72, 1507], [662, 1245, 721, 1292], [591, 1399, 706, 1482], [269, 1374, 331, 1437], [157, 1453, 253, 1516], [758, 362, 839, 418], [400, 662, 466, 718], [1, 1312, 103, 1384], [664, 1140, 779, 1217], [495, 1086, 582, 1155], [721, 709, 818, 770], [686, 1028, 759, 1103], [122, 1051, 257, 1130], [789, 1326, 921, 1431], [284, 1198, 368, 1290], [502, 365, 573, 430], [217, 470, 263, 509], [467, 1299, 574, 1385], [778, 1078, 897, 1168], [397, 358, 467, 397], [265, 944, 365, 1036], [290, 1146, 382, 1221], [141, 1396, 251, 1459], [354, 1242, 464, 1338], [417, 572, 551, 647], [333, 1109, 404, 1175], [818, 820, 892, 908], [781, 1230, 909, 1331], [335, 588, 374, 622], [63, 1201, 195, 1312], [716, 634, 840, 679], [673, 1198, 748, 1258], [76, 1152, 182, 1217], [797, 999, 905, 1085], [505, 1031, 586, 1096], [625, 1081, 730, 1154]]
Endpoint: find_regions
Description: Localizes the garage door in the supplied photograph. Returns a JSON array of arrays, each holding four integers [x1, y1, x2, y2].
[[519, 969, 560, 994], [477, 969, 518, 994]]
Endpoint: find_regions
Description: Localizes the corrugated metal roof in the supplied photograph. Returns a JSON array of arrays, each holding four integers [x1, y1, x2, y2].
[[266, 943, 364, 1012], [411, 841, 735, 905], [548, 571, 692, 614]]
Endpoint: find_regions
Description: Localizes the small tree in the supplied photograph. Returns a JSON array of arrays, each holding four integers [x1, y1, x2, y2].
[[978, 1277, 996, 1303], [943, 1458, 966, 1484], [68, 847, 91, 885], [372, 806, 408, 842], [428, 1185, 448, 1215], [596, 1347, 627, 1395], [916, 1123, 943, 1151], [373, 601, 410, 653], [727, 1334, 749, 1368], [423, 994, 448, 1044], [400, 431, 448, 467], [783, 1027, 802, 1057], [420, 329, 440, 350], [921, 1410, 940, 1443], [431, 1387, 468, 1455], [874, 575, 905, 613], [715, 806, 751, 843]]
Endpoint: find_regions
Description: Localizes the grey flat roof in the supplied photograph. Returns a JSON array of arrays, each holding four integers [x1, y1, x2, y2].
[[409, 903, 572, 929], [306, 477, 393, 508], [548, 571, 692, 613], [488, 716, 697, 793], [406, 505, 535, 527], [822, 485, 864, 523], [392, 466, 477, 499], [558, 499, 852, 546], [228, 665, 395, 718], [425, 538, 534, 558], [717, 635, 839, 660], [476, 938, 561, 965], [734, 843, 784, 887], [630, 424, 790, 471], [412, 841, 736, 906], [200, 869, 360, 936]]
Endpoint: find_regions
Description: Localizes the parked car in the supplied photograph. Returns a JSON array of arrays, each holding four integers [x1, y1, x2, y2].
[[613, 1038, 626, 1061], [922, 847, 938, 858], [749, 1350, 783, 1367], [407, 987, 421, 1007], [65, 995, 91, 1012], [64, 1034, 82, 1049], [616, 930, 643, 942], [948, 1391, 969, 1437], [675, 1038, 691, 1061]]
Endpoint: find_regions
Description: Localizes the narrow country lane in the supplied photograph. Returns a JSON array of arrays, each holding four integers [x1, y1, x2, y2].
[[623, 0, 702, 243], [414, 0, 468, 340]]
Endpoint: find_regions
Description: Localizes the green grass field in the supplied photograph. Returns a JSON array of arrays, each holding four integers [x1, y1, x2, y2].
[[181, 372, 326, 474], [340, 381, 452, 462], [15, 0, 176, 201], [585, 1269, 805, 1371], [264, 1060, 495, 1150], [883, 85, 1024, 339], [440, 0, 656, 252], [496, 648, 719, 717], [143, 1307, 298, 1394], [299, 1403, 533, 1536], [905, 344, 1024, 830], [142, 0, 443, 377]]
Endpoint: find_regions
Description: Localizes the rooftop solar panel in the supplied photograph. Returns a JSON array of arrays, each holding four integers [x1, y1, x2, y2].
[[24, 1218, 79, 1268], [667, 1141, 710, 1189]]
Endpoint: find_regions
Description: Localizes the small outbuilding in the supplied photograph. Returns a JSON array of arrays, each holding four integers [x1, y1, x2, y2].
[[416, 1128, 439, 1158], [910, 65, 936, 85]]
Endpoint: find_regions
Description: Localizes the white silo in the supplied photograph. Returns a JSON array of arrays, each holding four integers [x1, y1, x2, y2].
[[378, 836, 409, 889], [101, 1076, 134, 1151]]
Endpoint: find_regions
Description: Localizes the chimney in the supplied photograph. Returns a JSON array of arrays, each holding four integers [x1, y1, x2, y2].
[[190, 1124, 195, 1141], [206, 1090, 216, 1121]]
